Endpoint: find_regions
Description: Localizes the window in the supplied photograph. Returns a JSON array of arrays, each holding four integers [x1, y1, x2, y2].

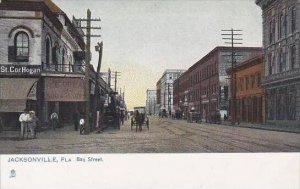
[[257, 73, 261, 87], [269, 19, 275, 44], [292, 7, 297, 32], [291, 46, 296, 69], [46, 37, 51, 66], [268, 54, 273, 75], [245, 76, 249, 90], [15, 31, 29, 61], [251, 75, 255, 88], [239, 78, 244, 91], [279, 50, 287, 72]]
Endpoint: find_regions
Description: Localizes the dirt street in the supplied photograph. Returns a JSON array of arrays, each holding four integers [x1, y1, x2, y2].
[[0, 116, 299, 154]]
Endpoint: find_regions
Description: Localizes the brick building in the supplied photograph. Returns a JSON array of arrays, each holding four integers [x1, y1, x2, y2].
[[0, 0, 112, 130], [227, 54, 265, 124], [173, 46, 262, 121], [256, 0, 300, 126]]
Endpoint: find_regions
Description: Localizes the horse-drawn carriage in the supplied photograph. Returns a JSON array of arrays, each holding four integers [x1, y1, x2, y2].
[[187, 111, 202, 123], [131, 107, 149, 131]]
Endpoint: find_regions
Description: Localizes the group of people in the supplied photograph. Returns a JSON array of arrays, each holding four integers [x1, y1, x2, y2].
[[19, 109, 38, 139]]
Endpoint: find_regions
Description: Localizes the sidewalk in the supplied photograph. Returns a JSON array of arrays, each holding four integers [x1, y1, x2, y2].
[[221, 121, 300, 134]]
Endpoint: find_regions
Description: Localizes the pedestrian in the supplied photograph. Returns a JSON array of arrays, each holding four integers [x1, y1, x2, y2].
[[28, 111, 38, 139], [50, 111, 59, 130], [79, 114, 85, 135], [19, 109, 29, 139], [73, 110, 80, 131], [120, 111, 125, 125]]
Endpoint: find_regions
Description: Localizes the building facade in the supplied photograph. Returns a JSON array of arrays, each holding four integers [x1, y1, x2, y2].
[[256, 0, 300, 126], [0, 0, 112, 130], [145, 89, 157, 115], [156, 69, 185, 115], [227, 54, 265, 124], [173, 46, 262, 121]]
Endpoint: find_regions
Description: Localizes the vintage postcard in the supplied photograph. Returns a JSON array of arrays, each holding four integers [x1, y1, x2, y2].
[[0, 0, 299, 188]]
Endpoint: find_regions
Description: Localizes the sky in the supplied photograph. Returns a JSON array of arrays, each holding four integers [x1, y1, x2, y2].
[[53, 0, 263, 110]]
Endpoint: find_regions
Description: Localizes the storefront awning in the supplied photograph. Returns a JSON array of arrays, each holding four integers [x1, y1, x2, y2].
[[0, 78, 38, 112], [44, 77, 84, 102]]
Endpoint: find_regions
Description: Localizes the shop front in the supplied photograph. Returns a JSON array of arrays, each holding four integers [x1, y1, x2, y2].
[[0, 78, 39, 130], [43, 76, 85, 126]]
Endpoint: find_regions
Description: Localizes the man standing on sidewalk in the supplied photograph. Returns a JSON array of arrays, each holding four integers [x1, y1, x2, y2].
[[50, 111, 59, 130], [19, 109, 29, 139]]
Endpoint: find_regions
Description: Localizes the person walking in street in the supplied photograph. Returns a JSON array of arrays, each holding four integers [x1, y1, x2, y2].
[[28, 111, 38, 139], [19, 109, 29, 139], [73, 110, 80, 131], [50, 111, 59, 130]]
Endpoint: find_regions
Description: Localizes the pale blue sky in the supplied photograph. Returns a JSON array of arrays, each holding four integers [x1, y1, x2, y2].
[[53, 0, 262, 109]]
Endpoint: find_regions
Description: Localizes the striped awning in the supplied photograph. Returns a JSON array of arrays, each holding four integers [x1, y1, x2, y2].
[[0, 78, 38, 112]]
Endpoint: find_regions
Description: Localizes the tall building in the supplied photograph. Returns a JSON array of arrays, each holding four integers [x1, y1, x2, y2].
[[256, 0, 300, 126], [156, 69, 185, 115], [173, 46, 262, 121], [145, 89, 157, 115]]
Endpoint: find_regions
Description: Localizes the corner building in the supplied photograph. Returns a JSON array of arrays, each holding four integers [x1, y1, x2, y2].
[[0, 0, 112, 130], [256, 0, 300, 126]]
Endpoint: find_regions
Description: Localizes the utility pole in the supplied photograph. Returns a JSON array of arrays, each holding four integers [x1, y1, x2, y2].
[[74, 9, 101, 134], [221, 28, 243, 125], [113, 71, 121, 93]]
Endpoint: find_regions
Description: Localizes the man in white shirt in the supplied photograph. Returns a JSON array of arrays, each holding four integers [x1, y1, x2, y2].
[[50, 112, 59, 130], [19, 109, 29, 139]]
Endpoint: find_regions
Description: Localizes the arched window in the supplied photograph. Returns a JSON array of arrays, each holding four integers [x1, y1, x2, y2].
[[45, 37, 51, 66], [52, 43, 59, 71], [14, 31, 29, 61]]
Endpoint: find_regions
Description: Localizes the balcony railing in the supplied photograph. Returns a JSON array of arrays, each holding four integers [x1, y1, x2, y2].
[[262, 68, 300, 85], [42, 62, 85, 74]]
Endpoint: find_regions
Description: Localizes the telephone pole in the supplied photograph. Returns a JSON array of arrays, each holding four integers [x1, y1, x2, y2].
[[113, 71, 121, 93], [221, 28, 243, 125], [74, 9, 101, 134]]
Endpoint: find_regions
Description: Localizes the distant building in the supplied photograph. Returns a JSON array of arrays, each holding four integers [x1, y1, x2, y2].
[[173, 46, 262, 121], [227, 54, 265, 124], [156, 69, 185, 115], [256, 0, 300, 126], [145, 89, 157, 115]]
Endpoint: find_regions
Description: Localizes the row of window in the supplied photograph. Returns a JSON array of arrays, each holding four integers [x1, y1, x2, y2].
[[181, 62, 218, 90], [238, 72, 261, 92], [9, 30, 74, 70], [268, 6, 298, 44], [267, 45, 298, 75]]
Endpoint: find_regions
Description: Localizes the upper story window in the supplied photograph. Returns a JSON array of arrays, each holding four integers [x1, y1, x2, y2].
[[268, 53, 273, 75], [251, 74, 255, 88], [291, 45, 297, 69], [257, 73, 261, 87], [15, 32, 29, 61], [45, 37, 51, 66], [245, 76, 249, 90], [269, 19, 275, 44], [291, 7, 297, 33]]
